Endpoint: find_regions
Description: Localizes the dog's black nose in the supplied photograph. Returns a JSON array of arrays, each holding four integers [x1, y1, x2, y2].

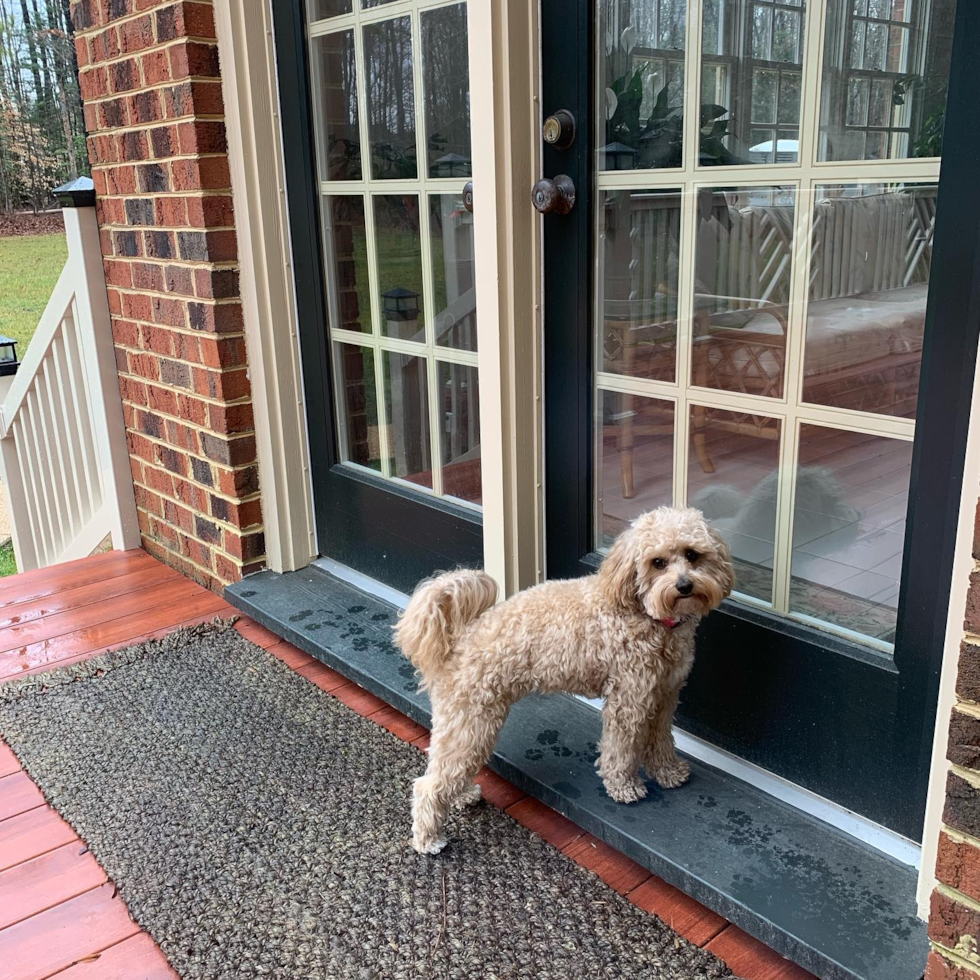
[[676, 578, 694, 596]]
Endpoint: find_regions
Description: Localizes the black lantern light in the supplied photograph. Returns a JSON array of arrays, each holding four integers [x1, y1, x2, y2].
[[383, 286, 420, 341], [599, 141, 637, 171], [431, 152, 472, 178], [0, 336, 19, 377]]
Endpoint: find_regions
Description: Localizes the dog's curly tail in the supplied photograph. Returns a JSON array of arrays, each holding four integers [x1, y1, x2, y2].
[[393, 570, 498, 688]]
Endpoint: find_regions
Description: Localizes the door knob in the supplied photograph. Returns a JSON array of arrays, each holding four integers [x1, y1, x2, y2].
[[462, 181, 473, 213], [531, 174, 576, 215]]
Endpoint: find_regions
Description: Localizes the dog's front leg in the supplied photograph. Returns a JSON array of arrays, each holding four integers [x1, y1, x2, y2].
[[597, 687, 651, 803], [642, 685, 690, 789]]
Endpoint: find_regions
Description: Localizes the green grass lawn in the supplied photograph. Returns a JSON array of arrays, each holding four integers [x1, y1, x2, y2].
[[0, 233, 69, 354], [0, 541, 16, 577]]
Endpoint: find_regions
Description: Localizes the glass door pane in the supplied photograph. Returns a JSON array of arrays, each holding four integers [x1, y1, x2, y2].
[[307, 0, 482, 508]]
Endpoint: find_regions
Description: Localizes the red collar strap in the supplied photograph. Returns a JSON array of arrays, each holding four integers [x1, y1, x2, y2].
[[658, 617, 683, 629]]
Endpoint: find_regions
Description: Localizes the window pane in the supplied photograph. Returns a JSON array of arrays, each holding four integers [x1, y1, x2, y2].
[[334, 344, 381, 471], [688, 406, 780, 602], [803, 183, 936, 419], [322, 196, 370, 334], [598, 391, 674, 549], [791, 427, 912, 645], [597, 188, 681, 383], [383, 352, 432, 487], [692, 186, 796, 399], [374, 195, 425, 341], [819, 0, 957, 161], [311, 31, 360, 181], [430, 194, 477, 352], [310, 0, 351, 19], [598, 0, 687, 171], [439, 363, 481, 504], [364, 17, 417, 179], [421, 4, 472, 178], [701, 0, 806, 168]]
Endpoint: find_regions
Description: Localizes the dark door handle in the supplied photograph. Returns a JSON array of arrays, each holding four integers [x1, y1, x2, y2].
[[462, 181, 473, 213], [531, 174, 576, 215]]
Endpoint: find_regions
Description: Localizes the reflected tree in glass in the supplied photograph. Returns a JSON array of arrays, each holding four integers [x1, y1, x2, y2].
[[364, 16, 418, 179]]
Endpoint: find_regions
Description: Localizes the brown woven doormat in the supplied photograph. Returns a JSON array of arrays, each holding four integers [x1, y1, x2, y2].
[[0, 622, 732, 980]]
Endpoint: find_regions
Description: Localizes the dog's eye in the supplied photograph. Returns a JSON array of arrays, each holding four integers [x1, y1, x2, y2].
[[651, 557, 667, 570], [685, 549, 700, 563]]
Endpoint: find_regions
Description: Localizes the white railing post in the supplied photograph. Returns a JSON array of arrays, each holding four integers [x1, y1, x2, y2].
[[58, 182, 141, 554]]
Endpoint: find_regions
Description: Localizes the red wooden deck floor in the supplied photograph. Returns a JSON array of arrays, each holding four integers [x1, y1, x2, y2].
[[0, 549, 815, 980]]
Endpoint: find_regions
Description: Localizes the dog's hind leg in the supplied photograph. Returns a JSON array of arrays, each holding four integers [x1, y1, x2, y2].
[[412, 698, 508, 854]]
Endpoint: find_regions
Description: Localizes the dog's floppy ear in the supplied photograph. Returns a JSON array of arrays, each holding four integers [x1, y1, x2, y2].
[[707, 524, 735, 599], [598, 528, 641, 612]]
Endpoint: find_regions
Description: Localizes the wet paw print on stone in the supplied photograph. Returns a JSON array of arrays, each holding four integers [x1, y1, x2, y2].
[[525, 748, 545, 761], [371, 612, 390, 623], [697, 794, 718, 809], [536, 730, 560, 745], [347, 605, 366, 614], [289, 609, 314, 623]]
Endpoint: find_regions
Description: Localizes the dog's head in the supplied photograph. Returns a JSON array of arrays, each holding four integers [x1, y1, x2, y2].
[[598, 507, 734, 622]]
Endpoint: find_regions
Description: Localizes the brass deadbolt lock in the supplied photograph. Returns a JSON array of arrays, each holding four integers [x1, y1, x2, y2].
[[542, 109, 576, 150]]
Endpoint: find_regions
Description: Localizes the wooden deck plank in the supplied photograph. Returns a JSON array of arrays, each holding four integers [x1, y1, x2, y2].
[[627, 875, 729, 948], [0, 563, 180, 632], [0, 553, 151, 609], [266, 640, 315, 670], [0, 576, 206, 656], [562, 834, 653, 896], [0, 588, 229, 681], [0, 808, 78, 874], [48, 934, 178, 980], [0, 744, 20, 779], [0, 883, 139, 980], [0, 775, 45, 823], [0, 844, 106, 930], [505, 797, 586, 851], [233, 619, 282, 650], [706, 925, 820, 979]]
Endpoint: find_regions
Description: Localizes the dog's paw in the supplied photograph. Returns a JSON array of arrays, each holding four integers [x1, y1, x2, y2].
[[603, 774, 648, 803], [452, 783, 482, 810], [412, 833, 449, 855], [651, 757, 691, 789]]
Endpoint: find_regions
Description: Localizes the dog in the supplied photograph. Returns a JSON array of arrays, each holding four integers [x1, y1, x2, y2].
[[394, 506, 734, 854]]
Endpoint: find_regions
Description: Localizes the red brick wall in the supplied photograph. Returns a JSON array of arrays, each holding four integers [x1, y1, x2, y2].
[[70, 0, 264, 590], [928, 522, 980, 976]]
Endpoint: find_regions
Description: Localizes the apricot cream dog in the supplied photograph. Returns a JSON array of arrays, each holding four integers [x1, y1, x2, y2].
[[394, 507, 734, 854]]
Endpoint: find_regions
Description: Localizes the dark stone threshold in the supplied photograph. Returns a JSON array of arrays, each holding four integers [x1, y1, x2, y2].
[[226, 565, 927, 980]]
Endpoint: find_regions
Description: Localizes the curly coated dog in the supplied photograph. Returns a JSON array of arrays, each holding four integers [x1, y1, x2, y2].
[[394, 506, 734, 854]]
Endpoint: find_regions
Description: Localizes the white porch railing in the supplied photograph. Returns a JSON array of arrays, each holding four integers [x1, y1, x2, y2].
[[0, 189, 140, 571]]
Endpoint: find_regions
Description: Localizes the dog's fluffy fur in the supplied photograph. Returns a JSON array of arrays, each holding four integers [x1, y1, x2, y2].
[[394, 507, 734, 854]]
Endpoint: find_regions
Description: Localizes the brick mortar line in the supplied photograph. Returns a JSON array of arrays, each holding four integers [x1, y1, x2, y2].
[[136, 481, 265, 538], [108, 286, 243, 306], [119, 372, 253, 410], [107, 258, 240, 272], [75, 1, 216, 39], [955, 701, 980, 721], [964, 631, 980, 645], [90, 149, 229, 163], [931, 939, 980, 973], [87, 113, 227, 137], [113, 326, 248, 345], [102, 222, 238, 235], [950, 763, 980, 790], [94, 189, 235, 203], [76, 33, 218, 61], [937, 881, 980, 914], [135, 468, 264, 509], [79, 74, 223, 107], [944, 826, 980, 851], [130, 419, 257, 454], [116, 344, 251, 372]]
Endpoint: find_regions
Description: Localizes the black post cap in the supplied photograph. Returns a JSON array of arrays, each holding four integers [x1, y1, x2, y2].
[[52, 176, 96, 209]]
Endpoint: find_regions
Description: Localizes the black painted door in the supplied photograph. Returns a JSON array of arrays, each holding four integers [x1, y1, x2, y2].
[[541, 0, 975, 839], [272, 0, 484, 594]]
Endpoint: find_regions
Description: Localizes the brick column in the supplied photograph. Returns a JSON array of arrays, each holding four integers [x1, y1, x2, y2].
[[70, 0, 264, 590], [928, 515, 980, 979]]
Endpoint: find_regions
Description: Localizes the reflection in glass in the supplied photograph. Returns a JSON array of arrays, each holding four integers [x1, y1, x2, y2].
[[335, 344, 380, 471], [692, 186, 796, 398], [598, 391, 674, 549], [701, 0, 806, 166], [422, 4, 472, 178], [322, 196, 370, 334], [598, 0, 687, 170], [597, 189, 681, 382], [803, 183, 935, 419], [364, 17, 417, 179], [312, 32, 360, 181], [430, 194, 477, 352], [383, 352, 432, 487], [374, 195, 425, 341], [310, 0, 351, 18], [688, 406, 780, 602], [791, 426, 912, 644], [819, 0, 956, 161], [439, 363, 482, 504]]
